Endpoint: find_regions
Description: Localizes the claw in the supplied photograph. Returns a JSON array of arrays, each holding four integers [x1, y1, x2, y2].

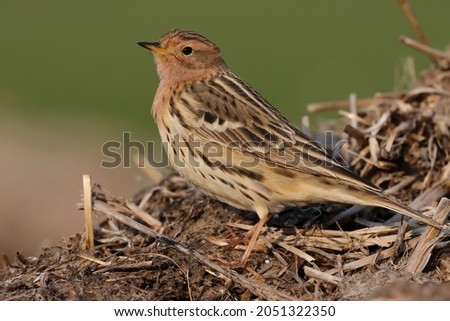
[[210, 216, 270, 268]]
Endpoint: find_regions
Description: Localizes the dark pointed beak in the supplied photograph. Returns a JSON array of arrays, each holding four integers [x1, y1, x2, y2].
[[138, 41, 158, 49], [138, 42, 168, 56]]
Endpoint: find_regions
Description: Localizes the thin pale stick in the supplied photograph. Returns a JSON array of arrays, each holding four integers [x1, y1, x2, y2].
[[405, 198, 449, 274], [304, 266, 341, 285], [400, 36, 450, 63], [307, 94, 396, 113], [126, 200, 162, 230], [83, 174, 95, 250], [397, 0, 429, 45]]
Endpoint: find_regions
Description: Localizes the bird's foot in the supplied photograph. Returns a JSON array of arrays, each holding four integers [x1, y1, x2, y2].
[[209, 256, 248, 269]]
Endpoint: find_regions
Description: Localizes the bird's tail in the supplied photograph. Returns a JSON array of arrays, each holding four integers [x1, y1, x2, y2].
[[354, 189, 440, 228]]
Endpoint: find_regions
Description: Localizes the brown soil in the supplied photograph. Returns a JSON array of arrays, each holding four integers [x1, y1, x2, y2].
[[1, 174, 449, 300]]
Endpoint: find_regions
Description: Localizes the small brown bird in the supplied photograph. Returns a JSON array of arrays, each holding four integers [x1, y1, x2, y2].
[[138, 29, 439, 267]]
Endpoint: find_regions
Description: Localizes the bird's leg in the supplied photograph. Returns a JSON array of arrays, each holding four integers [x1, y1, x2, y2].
[[225, 216, 264, 249], [214, 214, 270, 268], [238, 215, 270, 266]]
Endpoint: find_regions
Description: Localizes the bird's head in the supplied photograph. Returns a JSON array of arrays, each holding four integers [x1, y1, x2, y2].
[[139, 29, 226, 83]]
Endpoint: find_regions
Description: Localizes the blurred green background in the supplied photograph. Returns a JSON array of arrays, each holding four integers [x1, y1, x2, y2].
[[1, 0, 449, 258]]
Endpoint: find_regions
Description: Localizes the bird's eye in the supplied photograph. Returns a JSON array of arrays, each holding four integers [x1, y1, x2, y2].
[[182, 46, 193, 55]]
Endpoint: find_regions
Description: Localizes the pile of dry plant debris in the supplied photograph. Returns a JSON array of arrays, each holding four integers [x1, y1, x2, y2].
[[2, 31, 450, 301]]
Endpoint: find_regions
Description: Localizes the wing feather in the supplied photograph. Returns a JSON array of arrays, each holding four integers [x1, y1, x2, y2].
[[177, 71, 379, 191]]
